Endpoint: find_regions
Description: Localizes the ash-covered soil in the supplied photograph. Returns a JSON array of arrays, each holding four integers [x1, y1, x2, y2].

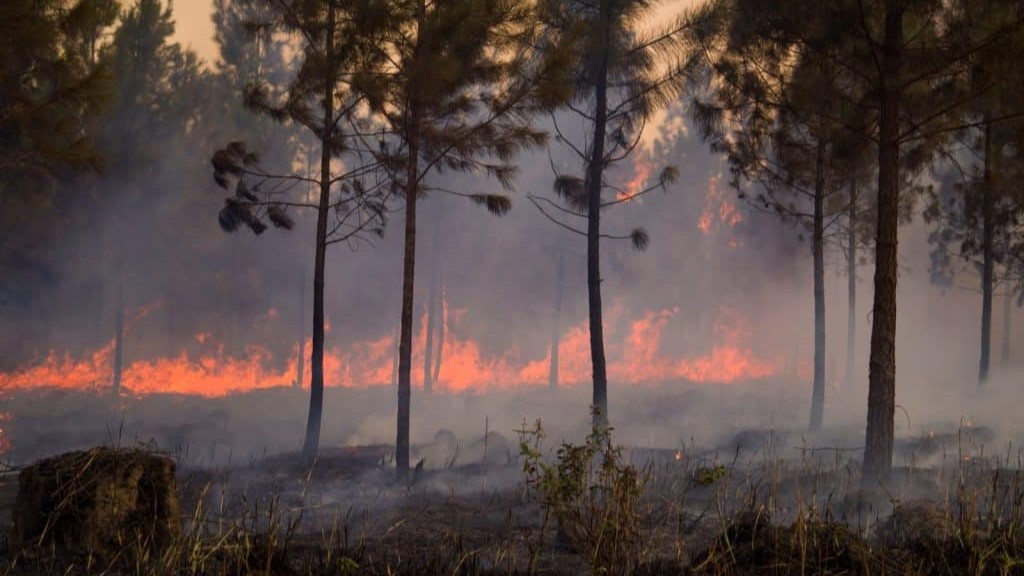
[[3, 420, 1024, 575], [3, 383, 1024, 574]]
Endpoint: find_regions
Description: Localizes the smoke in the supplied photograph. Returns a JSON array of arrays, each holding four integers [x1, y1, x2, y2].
[[1, 73, 1021, 474]]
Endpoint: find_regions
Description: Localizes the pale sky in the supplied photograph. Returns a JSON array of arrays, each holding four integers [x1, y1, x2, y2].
[[167, 0, 702, 64], [170, 0, 218, 60]]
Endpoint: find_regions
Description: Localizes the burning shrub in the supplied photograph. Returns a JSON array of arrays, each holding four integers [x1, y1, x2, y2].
[[10, 447, 181, 562]]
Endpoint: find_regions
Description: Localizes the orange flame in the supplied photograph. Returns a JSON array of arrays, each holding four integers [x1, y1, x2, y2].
[[617, 159, 654, 202], [0, 303, 779, 398], [521, 305, 780, 386], [698, 175, 743, 239]]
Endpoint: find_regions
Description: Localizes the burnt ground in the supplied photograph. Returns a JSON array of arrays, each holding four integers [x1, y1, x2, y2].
[[2, 384, 1024, 574], [3, 423, 1024, 575]]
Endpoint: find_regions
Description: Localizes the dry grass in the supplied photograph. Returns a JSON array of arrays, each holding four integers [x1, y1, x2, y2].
[[2, 424, 1024, 575]]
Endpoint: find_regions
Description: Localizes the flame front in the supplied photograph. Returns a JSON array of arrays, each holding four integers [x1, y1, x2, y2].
[[0, 168, 777, 411], [698, 175, 743, 237], [0, 305, 780, 397], [617, 159, 654, 202]]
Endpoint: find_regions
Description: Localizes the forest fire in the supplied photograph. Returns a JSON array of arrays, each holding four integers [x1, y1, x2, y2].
[[0, 305, 780, 398], [7, 0, 1024, 571], [698, 175, 743, 237], [618, 159, 654, 201]]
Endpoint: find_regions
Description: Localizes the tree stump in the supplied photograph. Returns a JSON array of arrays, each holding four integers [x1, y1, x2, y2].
[[11, 447, 181, 560], [875, 499, 952, 549]]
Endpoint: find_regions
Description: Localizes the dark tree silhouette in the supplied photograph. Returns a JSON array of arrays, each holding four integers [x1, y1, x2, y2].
[[691, 42, 874, 431], [924, 0, 1024, 386], [211, 0, 393, 465], [690, 0, 1024, 488], [530, 0, 711, 429], [361, 0, 562, 480]]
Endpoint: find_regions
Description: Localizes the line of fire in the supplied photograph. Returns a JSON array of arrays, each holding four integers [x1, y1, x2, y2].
[[3, 0, 1024, 574]]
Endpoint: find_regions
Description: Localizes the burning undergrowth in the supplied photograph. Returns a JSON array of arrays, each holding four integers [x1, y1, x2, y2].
[[0, 301, 782, 397]]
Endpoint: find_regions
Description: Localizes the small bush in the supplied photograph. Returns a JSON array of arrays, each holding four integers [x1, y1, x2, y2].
[[520, 419, 648, 576]]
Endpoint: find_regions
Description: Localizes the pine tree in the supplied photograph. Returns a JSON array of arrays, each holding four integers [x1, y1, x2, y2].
[[96, 0, 208, 396], [690, 0, 1024, 488], [692, 35, 874, 431], [0, 0, 117, 311], [210, 0, 392, 464], [528, 0, 709, 429], [362, 0, 561, 479], [924, 0, 1024, 386]]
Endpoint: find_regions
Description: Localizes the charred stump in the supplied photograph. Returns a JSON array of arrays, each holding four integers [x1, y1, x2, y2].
[[11, 447, 181, 560]]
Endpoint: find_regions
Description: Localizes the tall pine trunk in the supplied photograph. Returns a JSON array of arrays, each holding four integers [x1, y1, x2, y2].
[[296, 266, 306, 389], [549, 248, 565, 389], [396, 141, 419, 478], [422, 222, 440, 393], [301, 3, 336, 465], [112, 263, 124, 398], [165, 291, 174, 356], [809, 142, 826, 431], [432, 276, 444, 386], [979, 117, 994, 385], [587, 4, 611, 430], [1002, 290, 1012, 365], [863, 0, 902, 489], [396, 8, 424, 475], [846, 183, 857, 391], [391, 322, 399, 388]]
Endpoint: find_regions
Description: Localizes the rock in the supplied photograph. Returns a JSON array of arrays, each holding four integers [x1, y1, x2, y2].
[[11, 447, 181, 560], [413, 430, 461, 470], [467, 431, 511, 466], [433, 429, 458, 448]]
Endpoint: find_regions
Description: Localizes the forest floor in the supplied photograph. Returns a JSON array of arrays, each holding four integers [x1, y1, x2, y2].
[[2, 420, 1024, 575]]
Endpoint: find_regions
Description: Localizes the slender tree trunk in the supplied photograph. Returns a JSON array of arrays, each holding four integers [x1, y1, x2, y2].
[[863, 0, 903, 489], [112, 263, 124, 398], [301, 3, 335, 465], [979, 117, 994, 385], [397, 0, 425, 475], [422, 300, 435, 392], [397, 143, 419, 479], [1002, 289, 1012, 366], [846, 183, 857, 391], [587, 5, 612, 430], [422, 222, 439, 393], [296, 266, 306, 389], [810, 142, 827, 431], [165, 291, 174, 356], [549, 248, 566, 389], [391, 321, 399, 388], [432, 277, 444, 386]]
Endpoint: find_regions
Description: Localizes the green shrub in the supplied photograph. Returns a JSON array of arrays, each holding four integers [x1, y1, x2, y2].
[[519, 419, 648, 576]]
